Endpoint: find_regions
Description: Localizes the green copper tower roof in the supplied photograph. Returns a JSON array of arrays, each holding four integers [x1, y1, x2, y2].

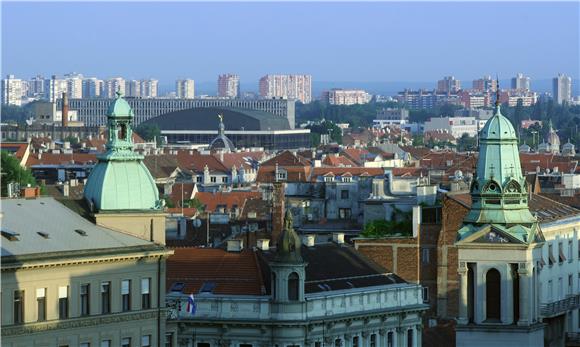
[[84, 92, 160, 212], [458, 91, 539, 244]]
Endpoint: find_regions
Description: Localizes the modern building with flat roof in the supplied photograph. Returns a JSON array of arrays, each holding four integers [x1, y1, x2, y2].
[[142, 107, 310, 150], [56, 97, 296, 128]]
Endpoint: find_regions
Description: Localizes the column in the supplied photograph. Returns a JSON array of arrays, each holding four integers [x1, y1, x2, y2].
[[457, 262, 469, 325], [396, 327, 404, 347], [415, 325, 422, 347], [361, 331, 369, 347], [344, 333, 352, 347], [378, 329, 386, 347], [518, 263, 530, 326]]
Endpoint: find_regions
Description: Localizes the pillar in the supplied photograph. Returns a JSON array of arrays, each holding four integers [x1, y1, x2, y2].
[[457, 262, 468, 324], [518, 262, 530, 326]]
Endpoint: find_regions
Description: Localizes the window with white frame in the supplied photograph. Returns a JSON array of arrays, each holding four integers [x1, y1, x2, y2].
[[142, 335, 151, 347], [324, 176, 334, 182], [121, 280, 131, 311], [141, 278, 151, 309]]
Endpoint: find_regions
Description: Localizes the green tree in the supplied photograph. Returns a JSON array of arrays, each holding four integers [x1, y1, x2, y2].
[[135, 123, 161, 141], [1, 150, 36, 197]]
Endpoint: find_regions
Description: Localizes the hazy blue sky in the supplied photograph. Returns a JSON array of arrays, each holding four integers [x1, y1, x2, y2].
[[2, 1, 579, 84]]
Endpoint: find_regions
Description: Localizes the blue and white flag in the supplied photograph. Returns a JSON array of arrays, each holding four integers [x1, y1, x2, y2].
[[186, 294, 196, 315]]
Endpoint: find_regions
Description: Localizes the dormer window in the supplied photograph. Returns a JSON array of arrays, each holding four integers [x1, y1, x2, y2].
[[342, 177, 352, 183], [277, 172, 287, 180], [324, 176, 334, 182]]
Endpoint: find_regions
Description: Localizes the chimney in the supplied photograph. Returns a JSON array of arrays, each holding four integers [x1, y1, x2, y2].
[[227, 239, 244, 252], [62, 92, 69, 127], [271, 182, 285, 244], [303, 234, 315, 247], [412, 205, 421, 238], [332, 232, 345, 244], [256, 239, 270, 251]]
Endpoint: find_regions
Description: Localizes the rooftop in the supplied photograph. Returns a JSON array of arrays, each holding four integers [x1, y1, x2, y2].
[[1, 197, 158, 259]]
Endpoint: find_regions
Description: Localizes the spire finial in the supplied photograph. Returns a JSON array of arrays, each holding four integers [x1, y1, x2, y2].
[[495, 76, 500, 108]]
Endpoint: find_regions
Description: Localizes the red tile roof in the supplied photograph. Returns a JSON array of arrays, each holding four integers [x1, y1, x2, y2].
[[25, 152, 97, 167], [194, 191, 261, 213], [169, 183, 196, 207], [322, 154, 357, 167], [166, 248, 265, 295]]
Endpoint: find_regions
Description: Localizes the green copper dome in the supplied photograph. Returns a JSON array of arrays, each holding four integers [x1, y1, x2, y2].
[[84, 92, 160, 212], [107, 91, 134, 118], [459, 101, 537, 243]]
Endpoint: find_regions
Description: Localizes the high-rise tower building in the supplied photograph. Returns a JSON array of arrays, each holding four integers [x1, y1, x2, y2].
[[437, 76, 461, 93], [259, 74, 312, 104], [511, 73, 531, 91], [103, 77, 126, 98], [217, 74, 240, 98], [64, 73, 84, 99], [1, 75, 26, 106], [44, 75, 68, 102], [472, 75, 497, 92], [553, 73, 572, 104], [176, 79, 195, 99]]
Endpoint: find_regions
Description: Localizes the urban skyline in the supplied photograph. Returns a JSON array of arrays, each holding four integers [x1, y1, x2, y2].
[[2, 2, 579, 83]]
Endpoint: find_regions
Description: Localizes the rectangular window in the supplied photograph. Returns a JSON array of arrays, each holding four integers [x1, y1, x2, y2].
[[352, 336, 359, 347], [221, 177, 227, 183], [196, 176, 202, 183], [569, 240, 573, 262], [101, 341, 111, 347], [80, 343, 90, 347], [569, 275, 574, 295], [407, 329, 414, 347], [387, 332, 394, 347], [142, 335, 151, 347], [210, 176, 216, 183], [122, 280, 131, 311], [548, 280, 553, 300], [101, 282, 111, 314], [370, 334, 377, 347], [559, 242, 566, 263], [59, 286, 69, 319], [548, 244, 555, 266], [422, 248, 430, 264], [80, 284, 90, 316], [141, 278, 151, 309], [559, 277, 563, 299], [339, 208, 352, 219], [423, 286, 430, 303], [341, 189, 349, 199], [13, 290, 24, 324], [314, 343, 322, 347], [165, 333, 174, 347], [37, 288, 46, 321], [121, 337, 131, 347]]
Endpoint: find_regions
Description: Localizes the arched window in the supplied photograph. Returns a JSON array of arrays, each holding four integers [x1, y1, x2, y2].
[[288, 272, 299, 301], [486, 268, 501, 321]]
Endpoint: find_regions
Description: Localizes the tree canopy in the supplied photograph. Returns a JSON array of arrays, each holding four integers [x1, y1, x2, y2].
[[1, 150, 36, 197]]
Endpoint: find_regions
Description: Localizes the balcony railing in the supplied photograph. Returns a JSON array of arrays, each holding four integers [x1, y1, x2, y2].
[[540, 293, 580, 318]]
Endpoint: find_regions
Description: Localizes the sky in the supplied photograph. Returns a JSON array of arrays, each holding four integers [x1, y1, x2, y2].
[[2, 1, 579, 87]]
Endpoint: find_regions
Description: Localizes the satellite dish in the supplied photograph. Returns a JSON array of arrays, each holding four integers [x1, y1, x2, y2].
[[192, 219, 202, 228], [454, 170, 463, 179]]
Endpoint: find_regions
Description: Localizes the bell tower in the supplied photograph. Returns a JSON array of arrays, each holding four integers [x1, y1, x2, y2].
[[455, 87, 545, 346], [84, 92, 166, 244]]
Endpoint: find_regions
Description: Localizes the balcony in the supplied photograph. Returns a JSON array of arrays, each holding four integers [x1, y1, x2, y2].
[[540, 293, 580, 318]]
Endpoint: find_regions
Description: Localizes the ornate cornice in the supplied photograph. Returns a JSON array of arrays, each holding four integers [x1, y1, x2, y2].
[[2, 309, 167, 337]]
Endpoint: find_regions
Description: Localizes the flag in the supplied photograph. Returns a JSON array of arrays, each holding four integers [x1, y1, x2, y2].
[[186, 294, 196, 315]]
